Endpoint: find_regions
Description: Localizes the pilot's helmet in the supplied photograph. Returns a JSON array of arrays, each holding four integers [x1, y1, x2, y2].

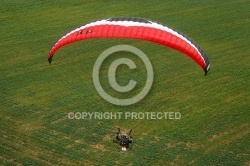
[[122, 134, 128, 139]]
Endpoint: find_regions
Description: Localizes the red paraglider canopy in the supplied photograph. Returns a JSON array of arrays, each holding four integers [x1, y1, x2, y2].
[[48, 17, 210, 75]]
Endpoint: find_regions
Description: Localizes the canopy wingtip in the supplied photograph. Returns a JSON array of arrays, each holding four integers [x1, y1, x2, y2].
[[48, 57, 52, 65]]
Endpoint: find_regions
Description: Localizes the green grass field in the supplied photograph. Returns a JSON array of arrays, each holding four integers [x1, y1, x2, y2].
[[1, 0, 249, 165]]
